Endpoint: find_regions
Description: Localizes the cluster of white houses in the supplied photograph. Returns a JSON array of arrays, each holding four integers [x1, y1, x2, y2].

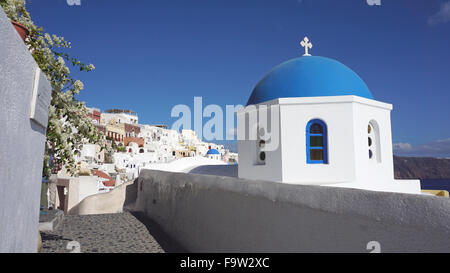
[[47, 108, 237, 213]]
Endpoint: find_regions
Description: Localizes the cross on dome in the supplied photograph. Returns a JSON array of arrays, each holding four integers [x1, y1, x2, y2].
[[300, 37, 313, 56]]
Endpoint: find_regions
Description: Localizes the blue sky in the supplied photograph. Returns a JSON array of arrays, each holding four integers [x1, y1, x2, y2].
[[24, 0, 450, 156]]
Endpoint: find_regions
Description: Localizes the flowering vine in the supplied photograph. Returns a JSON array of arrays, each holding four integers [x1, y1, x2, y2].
[[1, 0, 107, 177]]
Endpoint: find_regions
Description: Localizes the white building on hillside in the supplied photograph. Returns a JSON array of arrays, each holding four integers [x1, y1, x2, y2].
[[77, 143, 104, 164], [101, 109, 138, 125], [181, 129, 200, 144], [205, 149, 221, 160], [237, 38, 421, 194]]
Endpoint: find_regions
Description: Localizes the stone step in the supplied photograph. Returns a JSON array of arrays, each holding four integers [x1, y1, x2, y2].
[[39, 210, 64, 232]]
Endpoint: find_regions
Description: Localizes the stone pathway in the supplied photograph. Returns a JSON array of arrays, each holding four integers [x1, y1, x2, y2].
[[40, 211, 164, 253]]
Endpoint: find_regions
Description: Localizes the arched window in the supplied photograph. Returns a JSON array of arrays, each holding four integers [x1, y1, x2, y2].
[[306, 119, 328, 164]]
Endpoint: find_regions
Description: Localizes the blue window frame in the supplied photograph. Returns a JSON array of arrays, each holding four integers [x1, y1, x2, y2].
[[306, 119, 328, 164]]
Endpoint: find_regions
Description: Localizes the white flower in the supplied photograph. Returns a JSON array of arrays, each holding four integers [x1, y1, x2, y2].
[[57, 56, 65, 66], [44, 33, 54, 46], [73, 80, 84, 91]]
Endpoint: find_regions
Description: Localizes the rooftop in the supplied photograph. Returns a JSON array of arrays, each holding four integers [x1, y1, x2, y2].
[[247, 56, 373, 106]]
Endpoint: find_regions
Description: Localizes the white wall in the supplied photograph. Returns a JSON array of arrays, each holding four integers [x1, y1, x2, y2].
[[68, 181, 134, 216], [135, 170, 450, 253], [134, 153, 159, 166], [207, 154, 221, 160], [0, 9, 52, 253], [279, 97, 357, 184], [80, 144, 96, 160], [237, 104, 283, 182], [77, 176, 100, 202]]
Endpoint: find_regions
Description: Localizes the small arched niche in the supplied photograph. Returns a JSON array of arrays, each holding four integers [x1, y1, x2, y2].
[[368, 120, 381, 163]]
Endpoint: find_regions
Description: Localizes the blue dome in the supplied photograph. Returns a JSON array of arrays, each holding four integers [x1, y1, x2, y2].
[[247, 56, 373, 105], [206, 149, 220, 155]]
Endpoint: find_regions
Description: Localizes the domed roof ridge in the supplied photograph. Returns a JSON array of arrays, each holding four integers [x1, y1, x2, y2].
[[246, 56, 373, 105], [206, 149, 220, 155]]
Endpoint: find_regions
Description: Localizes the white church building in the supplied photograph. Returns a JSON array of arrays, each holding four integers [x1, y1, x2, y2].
[[237, 38, 421, 194], [205, 149, 221, 161]]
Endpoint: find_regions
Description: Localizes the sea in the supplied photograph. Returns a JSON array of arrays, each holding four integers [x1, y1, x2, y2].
[[420, 179, 450, 192]]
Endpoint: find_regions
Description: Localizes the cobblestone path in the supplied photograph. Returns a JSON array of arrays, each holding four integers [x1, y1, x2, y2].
[[40, 211, 165, 253]]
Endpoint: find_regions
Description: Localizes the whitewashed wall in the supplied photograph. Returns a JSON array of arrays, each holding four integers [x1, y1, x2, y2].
[[135, 170, 450, 253], [0, 9, 52, 252]]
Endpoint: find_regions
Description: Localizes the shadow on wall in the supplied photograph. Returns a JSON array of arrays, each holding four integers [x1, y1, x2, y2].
[[124, 181, 187, 252], [123, 179, 138, 210], [129, 211, 187, 253], [29, 120, 46, 135]]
